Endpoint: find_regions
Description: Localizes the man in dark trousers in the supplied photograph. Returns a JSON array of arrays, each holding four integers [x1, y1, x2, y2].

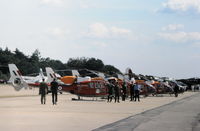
[[130, 78, 136, 101], [39, 78, 48, 104], [114, 82, 120, 103], [174, 83, 179, 97], [121, 81, 127, 101], [51, 78, 59, 105], [130, 83, 135, 101], [107, 81, 114, 102], [134, 83, 141, 102]]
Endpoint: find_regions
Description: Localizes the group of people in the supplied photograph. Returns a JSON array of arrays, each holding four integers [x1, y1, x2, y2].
[[107, 80, 120, 103], [107, 80, 141, 103], [39, 78, 59, 105], [130, 82, 141, 102]]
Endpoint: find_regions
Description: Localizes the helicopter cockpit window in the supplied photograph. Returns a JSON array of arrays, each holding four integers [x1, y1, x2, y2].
[[96, 82, 101, 88], [89, 83, 94, 88]]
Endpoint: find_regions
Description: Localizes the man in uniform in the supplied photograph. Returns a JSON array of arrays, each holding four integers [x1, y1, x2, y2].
[[174, 83, 179, 97], [39, 78, 48, 104], [107, 81, 114, 102], [114, 82, 120, 103], [121, 81, 127, 101], [51, 78, 59, 105], [130, 82, 135, 101]]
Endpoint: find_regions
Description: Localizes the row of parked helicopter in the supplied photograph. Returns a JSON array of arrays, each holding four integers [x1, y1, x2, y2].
[[8, 64, 187, 99]]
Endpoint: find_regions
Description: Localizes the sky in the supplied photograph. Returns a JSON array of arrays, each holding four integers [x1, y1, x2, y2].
[[0, 0, 200, 79]]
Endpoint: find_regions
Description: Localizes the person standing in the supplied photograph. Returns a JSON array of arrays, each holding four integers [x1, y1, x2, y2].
[[130, 78, 136, 101], [121, 81, 127, 101], [134, 83, 141, 102], [174, 83, 179, 97], [130, 83, 135, 101], [114, 82, 120, 103], [107, 82, 114, 102], [39, 78, 48, 104], [51, 78, 59, 105]]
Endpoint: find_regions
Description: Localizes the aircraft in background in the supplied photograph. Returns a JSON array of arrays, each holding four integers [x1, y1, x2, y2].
[[8, 64, 108, 99], [9, 64, 182, 99], [8, 64, 46, 91], [45, 67, 108, 99], [8, 64, 65, 94]]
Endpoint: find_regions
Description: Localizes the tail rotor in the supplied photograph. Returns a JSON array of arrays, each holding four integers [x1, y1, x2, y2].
[[8, 64, 28, 91]]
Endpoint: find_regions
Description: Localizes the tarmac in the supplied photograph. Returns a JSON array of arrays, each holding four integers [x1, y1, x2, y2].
[[94, 91, 200, 131], [0, 84, 199, 131]]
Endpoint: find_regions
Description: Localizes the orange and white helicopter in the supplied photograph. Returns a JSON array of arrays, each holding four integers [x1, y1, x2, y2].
[[45, 67, 108, 99], [8, 64, 108, 99]]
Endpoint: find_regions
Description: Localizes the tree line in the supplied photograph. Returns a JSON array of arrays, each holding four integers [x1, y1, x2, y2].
[[0, 47, 121, 80]]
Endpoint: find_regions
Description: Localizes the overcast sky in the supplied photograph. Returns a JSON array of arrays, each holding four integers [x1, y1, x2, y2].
[[1, 0, 200, 79]]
